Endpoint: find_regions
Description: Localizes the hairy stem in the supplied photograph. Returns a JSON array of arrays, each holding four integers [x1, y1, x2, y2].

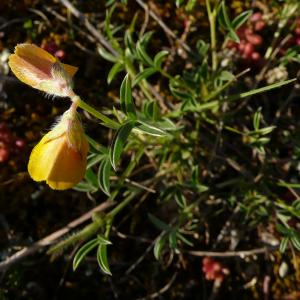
[[72, 95, 119, 129]]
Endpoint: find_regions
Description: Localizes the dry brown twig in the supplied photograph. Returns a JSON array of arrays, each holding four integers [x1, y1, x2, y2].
[[58, 0, 119, 56], [135, 0, 192, 55], [0, 200, 114, 272], [188, 246, 277, 258]]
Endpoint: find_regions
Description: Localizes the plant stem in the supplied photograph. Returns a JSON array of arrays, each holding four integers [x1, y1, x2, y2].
[[206, 0, 218, 72], [73, 95, 119, 129], [108, 191, 139, 219]]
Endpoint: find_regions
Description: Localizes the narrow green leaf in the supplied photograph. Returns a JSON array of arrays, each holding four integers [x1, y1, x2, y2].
[[74, 181, 97, 193], [177, 232, 194, 247], [148, 213, 171, 231], [276, 223, 293, 236], [136, 41, 153, 66], [73, 238, 99, 271], [158, 118, 178, 131], [139, 31, 154, 45], [253, 108, 262, 131], [86, 136, 109, 154], [168, 230, 178, 251], [153, 50, 169, 69], [219, 70, 235, 82], [133, 68, 156, 86], [232, 10, 252, 29], [228, 29, 240, 43], [256, 126, 276, 136], [174, 191, 186, 209], [226, 78, 296, 102], [185, 0, 196, 11], [154, 235, 166, 260], [110, 121, 135, 170], [135, 120, 167, 137], [196, 40, 209, 58], [120, 74, 136, 118], [108, 62, 124, 84], [85, 168, 98, 188], [124, 30, 136, 55], [98, 158, 111, 196], [143, 101, 159, 120], [292, 199, 300, 210], [278, 181, 300, 189], [97, 235, 112, 245], [98, 46, 118, 63], [170, 86, 193, 101], [104, 4, 118, 47], [218, 1, 231, 29], [279, 237, 289, 253], [87, 154, 106, 169], [97, 244, 112, 275], [291, 236, 300, 250]]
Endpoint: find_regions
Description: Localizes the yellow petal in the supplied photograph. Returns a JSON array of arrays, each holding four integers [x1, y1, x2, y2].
[[28, 134, 65, 182], [15, 43, 55, 64], [16, 44, 78, 78], [28, 135, 88, 190], [8, 54, 42, 87], [47, 180, 79, 190], [62, 63, 78, 77], [46, 138, 88, 190]]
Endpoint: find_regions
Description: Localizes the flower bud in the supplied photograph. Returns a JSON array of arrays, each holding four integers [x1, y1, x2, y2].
[[8, 44, 78, 97], [28, 106, 89, 190]]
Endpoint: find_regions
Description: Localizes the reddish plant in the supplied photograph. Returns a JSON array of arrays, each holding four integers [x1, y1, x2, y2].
[[202, 257, 229, 282], [227, 11, 265, 65]]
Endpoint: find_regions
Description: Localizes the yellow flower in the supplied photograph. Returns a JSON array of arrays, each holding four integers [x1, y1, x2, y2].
[[8, 43, 78, 97], [28, 107, 89, 190]]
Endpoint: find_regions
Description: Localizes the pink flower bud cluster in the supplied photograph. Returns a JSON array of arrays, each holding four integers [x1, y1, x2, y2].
[[202, 257, 229, 282], [227, 12, 266, 64]]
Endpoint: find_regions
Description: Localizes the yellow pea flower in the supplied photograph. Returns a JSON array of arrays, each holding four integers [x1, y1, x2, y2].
[[28, 106, 89, 190], [8, 43, 78, 97]]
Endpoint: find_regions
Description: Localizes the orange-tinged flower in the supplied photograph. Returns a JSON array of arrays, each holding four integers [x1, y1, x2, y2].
[[28, 107, 89, 190], [8, 44, 78, 97]]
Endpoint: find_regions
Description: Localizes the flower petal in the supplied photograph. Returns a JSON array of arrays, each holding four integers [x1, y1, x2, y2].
[[28, 134, 65, 182], [15, 43, 55, 64], [8, 54, 42, 87], [62, 63, 78, 77], [16, 44, 78, 78], [46, 138, 88, 190]]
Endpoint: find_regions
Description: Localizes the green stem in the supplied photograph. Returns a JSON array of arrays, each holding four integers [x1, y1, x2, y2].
[[206, 0, 218, 72], [75, 96, 119, 129], [224, 78, 296, 102], [108, 191, 138, 219], [47, 221, 102, 255]]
